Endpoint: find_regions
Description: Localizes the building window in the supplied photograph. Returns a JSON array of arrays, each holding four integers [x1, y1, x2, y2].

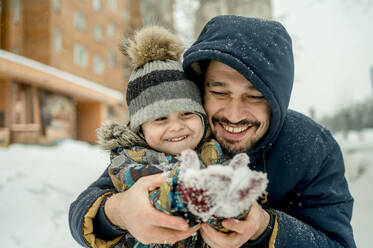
[[53, 29, 62, 52], [107, 0, 116, 11], [94, 25, 103, 42], [74, 44, 88, 68], [122, 59, 131, 78], [0, 111, 4, 127], [53, 0, 61, 12], [108, 51, 116, 68], [93, 55, 104, 74], [13, 83, 34, 124], [107, 22, 115, 38], [93, 0, 102, 12], [74, 11, 86, 31], [13, 0, 19, 24], [13, 44, 19, 54], [122, 9, 129, 22]]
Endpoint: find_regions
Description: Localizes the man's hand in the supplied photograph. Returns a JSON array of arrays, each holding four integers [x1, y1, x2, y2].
[[105, 173, 200, 244], [200, 202, 269, 248]]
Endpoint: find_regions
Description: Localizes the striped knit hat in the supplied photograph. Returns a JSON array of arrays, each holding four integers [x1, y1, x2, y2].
[[124, 26, 206, 133]]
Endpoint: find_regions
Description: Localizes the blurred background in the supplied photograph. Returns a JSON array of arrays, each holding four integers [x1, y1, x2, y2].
[[0, 0, 372, 247]]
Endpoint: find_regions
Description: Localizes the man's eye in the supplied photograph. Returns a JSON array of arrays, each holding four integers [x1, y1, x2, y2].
[[210, 91, 227, 96], [248, 95, 264, 99]]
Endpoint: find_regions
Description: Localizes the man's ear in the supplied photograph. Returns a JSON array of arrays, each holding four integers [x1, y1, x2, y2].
[[191, 62, 202, 75], [200, 60, 211, 75], [187, 60, 210, 92]]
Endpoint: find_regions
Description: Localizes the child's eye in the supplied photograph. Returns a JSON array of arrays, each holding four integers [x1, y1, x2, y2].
[[182, 112, 194, 117], [154, 116, 167, 122]]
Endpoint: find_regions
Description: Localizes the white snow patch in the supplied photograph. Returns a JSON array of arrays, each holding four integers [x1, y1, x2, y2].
[[0, 139, 110, 248], [334, 129, 373, 248]]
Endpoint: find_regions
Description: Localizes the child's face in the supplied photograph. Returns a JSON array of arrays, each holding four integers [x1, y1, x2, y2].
[[141, 112, 204, 155]]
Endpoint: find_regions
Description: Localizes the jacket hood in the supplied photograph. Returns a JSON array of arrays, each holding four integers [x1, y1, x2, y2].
[[183, 15, 294, 153]]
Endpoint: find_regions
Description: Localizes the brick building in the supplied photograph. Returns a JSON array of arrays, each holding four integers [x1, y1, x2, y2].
[[0, 0, 173, 145]]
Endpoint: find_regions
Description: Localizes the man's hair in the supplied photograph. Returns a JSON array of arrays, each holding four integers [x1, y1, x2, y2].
[[198, 60, 211, 96]]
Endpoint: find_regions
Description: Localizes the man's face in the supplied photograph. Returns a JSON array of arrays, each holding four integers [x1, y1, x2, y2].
[[204, 60, 271, 153]]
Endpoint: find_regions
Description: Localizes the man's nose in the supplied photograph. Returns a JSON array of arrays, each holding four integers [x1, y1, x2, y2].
[[225, 99, 247, 123]]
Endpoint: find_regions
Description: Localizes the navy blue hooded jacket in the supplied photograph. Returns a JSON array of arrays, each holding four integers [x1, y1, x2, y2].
[[183, 15, 356, 247]]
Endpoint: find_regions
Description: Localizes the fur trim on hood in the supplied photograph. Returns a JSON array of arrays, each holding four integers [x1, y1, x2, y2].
[[96, 122, 147, 151]]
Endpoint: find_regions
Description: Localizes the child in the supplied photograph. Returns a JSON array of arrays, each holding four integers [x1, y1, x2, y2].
[[97, 26, 267, 248]]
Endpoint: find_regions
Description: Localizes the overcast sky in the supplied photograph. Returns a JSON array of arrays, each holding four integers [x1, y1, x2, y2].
[[272, 0, 373, 117]]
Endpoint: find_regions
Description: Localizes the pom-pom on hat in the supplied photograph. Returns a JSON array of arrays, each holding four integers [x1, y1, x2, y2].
[[124, 26, 206, 133]]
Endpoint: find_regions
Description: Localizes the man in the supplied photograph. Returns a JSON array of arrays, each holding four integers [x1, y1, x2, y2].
[[69, 15, 356, 248]]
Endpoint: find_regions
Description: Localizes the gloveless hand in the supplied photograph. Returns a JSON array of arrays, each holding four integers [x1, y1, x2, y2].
[[200, 201, 270, 248], [105, 173, 200, 244]]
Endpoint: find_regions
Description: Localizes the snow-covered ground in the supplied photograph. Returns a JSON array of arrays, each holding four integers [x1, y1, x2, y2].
[[335, 129, 373, 248], [0, 140, 110, 248], [1, 129, 372, 247]]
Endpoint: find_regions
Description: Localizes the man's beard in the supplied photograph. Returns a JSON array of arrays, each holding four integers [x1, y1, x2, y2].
[[215, 135, 253, 154], [211, 117, 260, 154]]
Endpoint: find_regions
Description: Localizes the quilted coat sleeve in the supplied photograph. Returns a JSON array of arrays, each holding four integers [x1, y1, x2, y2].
[[69, 146, 168, 248], [267, 141, 356, 248], [68, 167, 125, 248]]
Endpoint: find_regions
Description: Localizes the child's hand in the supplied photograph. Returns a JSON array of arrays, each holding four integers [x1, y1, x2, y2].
[[105, 173, 199, 244], [177, 149, 268, 220]]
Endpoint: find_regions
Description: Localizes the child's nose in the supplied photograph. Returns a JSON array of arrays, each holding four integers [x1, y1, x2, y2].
[[168, 119, 185, 131]]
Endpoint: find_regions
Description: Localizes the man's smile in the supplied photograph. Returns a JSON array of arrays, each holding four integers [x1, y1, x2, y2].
[[211, 116, 260, 141], [221, 123, 252, 134], [218, 123, 253, 140]]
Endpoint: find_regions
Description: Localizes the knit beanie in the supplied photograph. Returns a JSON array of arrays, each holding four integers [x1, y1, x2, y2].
[[124, 26, 206, 134]]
